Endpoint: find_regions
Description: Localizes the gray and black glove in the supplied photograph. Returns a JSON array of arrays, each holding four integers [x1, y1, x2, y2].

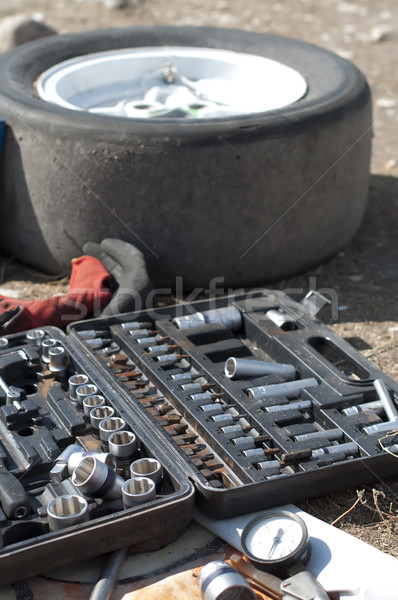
[[83, 238, 154, 316]]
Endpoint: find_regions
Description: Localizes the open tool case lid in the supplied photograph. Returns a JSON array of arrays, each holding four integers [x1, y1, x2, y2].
[[67, 289, 398, 518], [0, 327, 194, 584]]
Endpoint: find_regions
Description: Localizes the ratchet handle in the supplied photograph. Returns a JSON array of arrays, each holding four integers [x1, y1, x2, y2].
[[0, 469, 30, 520], [230, 554, 284, 600]]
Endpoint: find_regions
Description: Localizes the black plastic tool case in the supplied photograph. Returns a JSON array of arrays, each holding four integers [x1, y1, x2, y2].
[[0, 327, 194, 584], [1, 289, 398, 582]]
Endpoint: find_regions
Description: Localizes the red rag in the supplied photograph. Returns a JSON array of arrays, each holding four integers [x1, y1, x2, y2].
[[0, 256, 113, 334]]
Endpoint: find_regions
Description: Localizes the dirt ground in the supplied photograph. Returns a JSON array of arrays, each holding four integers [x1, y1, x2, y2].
[[0, 0, 398, 558]]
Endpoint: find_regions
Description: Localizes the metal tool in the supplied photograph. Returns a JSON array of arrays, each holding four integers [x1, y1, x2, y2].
[[121, 477, 156, 508], [83, 394, 106, 418], [225, 357, 296, 381], [0, 461, 30, 520], [47, 495, 89, 531], [67, 451, 116, 476], [68, 373, 89, 401], [41, 338, 58, 363], [71, 456, 124, 500], [90, 405, 116, 439], [362, 379, 398, 436], [247, 378, 318, 401], [48, 346, 69, 381], [99, 417, 127, 450], [341, 400, 383, 416], [199, 560, 256, 600], [89, 546, 128, 600], [0, 337, 9, 349], [26, 329, 46, 348], [293, 428, 343, 443], [130, 458, 162, 486], [155, 353, 190, 366], [172, 306, 242, 331], [264, 400, 312, 413], [108, 431, 138, 466], [76, 383, 99, 409], [77, 329, 108, 339], [0, 375, 21, 403]]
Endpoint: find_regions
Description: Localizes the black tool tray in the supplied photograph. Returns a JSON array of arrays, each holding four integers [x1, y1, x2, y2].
[[0, 327, 194, 584], [66, 289, 398, 519]]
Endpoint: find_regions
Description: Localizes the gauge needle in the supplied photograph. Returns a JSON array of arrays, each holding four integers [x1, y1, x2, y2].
[[268, 528, 284, 558]]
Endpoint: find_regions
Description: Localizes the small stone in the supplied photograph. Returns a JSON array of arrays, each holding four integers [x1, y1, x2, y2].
[[0, 14, 56, 54], [376, 98, 398, 109], [384, 159, 397, 172], [103, 0, 130, 8], [369, 24, 395, 43]]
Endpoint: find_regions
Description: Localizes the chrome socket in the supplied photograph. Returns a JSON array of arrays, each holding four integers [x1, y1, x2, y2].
[[0, 337, 9, 349], [341, 400, 383, 417], [82, 395, 106, 422], [293, 427, 343, 443], [26, 329, 46, 348], [231, 436, 255, 450], [199, 561, 255, 600], [122, 477, 156, 508], [108, 430, 138, 464], [172, 307, 242, 331], [200, 404, 223, 416], [137, 336, 157, 346], [48, 346, 69, 381], [130, 458, 162, 486], [99, 417, 127, 450], [211, 413, 235, 426], [50, 444, 84, 482], [76, 383, 99, 410], [67, 450, 116, 475], [224, 357, 296, 381], [374, 378, 398, 421], [247, 377, 318, 400], [41, 338, 58, 363], [68, 373, 89, 402], [47, 494, 89, 531], [170, 372, 192, 383], [256, 459, 281, 476], [71, 456, 124, 500], [264, 399, 312, 413], [90, 405, 115, 439]]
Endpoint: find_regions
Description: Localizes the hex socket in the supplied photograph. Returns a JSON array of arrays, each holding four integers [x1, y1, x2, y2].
[[130, 458, 162, 486], [247, 377, 318, 400], [41, 338, 58, 363], [47, 494, 89, 531], [76, 383, 99, 409], [122, 477, 156, 508], [82, 394, 106, 416], [49, 346, 69, 370], [99, 417, 127, 449], [26, 329, 46, 347], [199, 560, 255, 600], [71, 456, 124, 500], [224, 357, 296, 381], [108, 430, 138, 459], [90, 405, 115, 438], [68, 451, 116, 475], [68, 373, 89, 401]]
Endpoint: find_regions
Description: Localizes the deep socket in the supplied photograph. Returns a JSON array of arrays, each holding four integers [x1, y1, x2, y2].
[[224, 357, 296, 381], [172, 306, 242, 331], [26, 329, 46, 348], [108, 430, 138, 463], [83, 394, 106, 418], [68, 450, 116, 475], [247, 378, 318, 400], [41, 338, 58, 363]]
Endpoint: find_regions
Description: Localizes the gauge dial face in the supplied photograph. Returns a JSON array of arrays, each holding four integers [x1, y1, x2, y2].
[[241, 511, 309, 571]]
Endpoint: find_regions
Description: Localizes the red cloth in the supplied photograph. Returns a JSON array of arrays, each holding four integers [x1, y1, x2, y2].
[[0, 256, 113, 334]]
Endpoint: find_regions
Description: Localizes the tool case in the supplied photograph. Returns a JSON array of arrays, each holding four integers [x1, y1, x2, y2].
[[1, 289, 398, 583]]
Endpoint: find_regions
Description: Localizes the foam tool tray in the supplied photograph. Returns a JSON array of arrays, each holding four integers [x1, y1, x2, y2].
[[67, 289, 398, 520], [0, 327, 194, 584]]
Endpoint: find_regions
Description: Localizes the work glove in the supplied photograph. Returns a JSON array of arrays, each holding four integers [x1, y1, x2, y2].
[[82, 238, 154, 316], [0, 256, 112, 335]]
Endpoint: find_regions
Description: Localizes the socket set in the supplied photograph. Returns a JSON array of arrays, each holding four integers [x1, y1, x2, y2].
[[66, 289, 398, 518], [0, 327, 194, 584]]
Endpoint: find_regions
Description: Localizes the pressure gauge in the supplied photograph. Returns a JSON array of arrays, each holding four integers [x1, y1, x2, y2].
[[241, 510, 311, 577]]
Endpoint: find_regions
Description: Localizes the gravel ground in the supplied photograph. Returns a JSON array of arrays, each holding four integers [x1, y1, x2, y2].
[[0, 0, 398, 558]]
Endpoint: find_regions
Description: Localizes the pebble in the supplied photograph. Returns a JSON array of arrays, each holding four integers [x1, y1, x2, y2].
[[369, 24, 395, 42], [0, 14, 56, 53], [103, 0, 130, 8]]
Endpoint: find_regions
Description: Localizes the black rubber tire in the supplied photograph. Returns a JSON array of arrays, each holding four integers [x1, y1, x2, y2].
[[0, 26, 372, 288]]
